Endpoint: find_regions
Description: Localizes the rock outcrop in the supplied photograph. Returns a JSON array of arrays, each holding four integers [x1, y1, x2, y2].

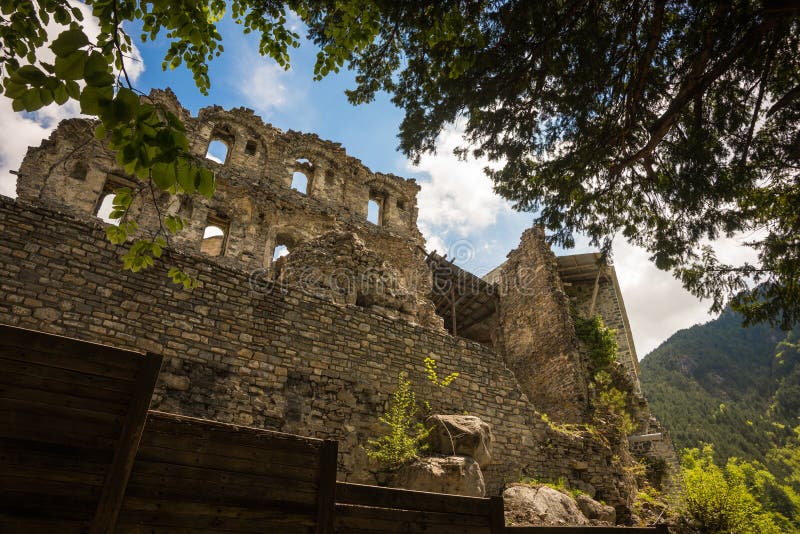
[[391, 456, 485, 497], [576, 493, 616, 523], [503, 484, 590, 526], [425, 415, 494, 468]]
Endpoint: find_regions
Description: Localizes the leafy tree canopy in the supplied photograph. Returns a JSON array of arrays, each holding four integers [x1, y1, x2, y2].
[[301, 0, 800, 329], [1, 1, 798, 327]]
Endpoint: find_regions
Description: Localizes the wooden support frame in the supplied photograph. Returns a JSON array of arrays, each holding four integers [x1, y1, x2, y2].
[[316, 439, 339, 534], [90, 351, 162, 534]]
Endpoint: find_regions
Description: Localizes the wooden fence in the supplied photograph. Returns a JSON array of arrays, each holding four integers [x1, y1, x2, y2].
[[0, 324, 668, 533], [336, 482, 504, 533]]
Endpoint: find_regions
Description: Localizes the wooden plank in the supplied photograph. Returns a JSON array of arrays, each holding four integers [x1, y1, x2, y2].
[[119, 496, 317, 523], [0, 396, 124, 428], [0, 382, 128, 415], [336, 482, 492, 516], [0, 324, 141, 373], [316, 439, 337, 534], [134, 444, 320, 481], [0, 345, 137, 381], [140, 427, 322, 469], [334, 504, 489, 534], [0, 516, 87, 534], [0, 368, 131, 405], [505, 527, 667, 533], [0, 417, 118, 450], [90, 352, 162, 534], [489, 495, 505, 533], [145, 410, 325, 453], [0, 357, 133, 394], [124, 465, 319, 507], [0, 489, 98, 520]]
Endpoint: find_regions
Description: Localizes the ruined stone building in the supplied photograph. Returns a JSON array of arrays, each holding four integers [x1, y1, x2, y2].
[[0, 89, 677, 518]]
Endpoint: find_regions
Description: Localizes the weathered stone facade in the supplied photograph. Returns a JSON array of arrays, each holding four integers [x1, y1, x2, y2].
[[1, 91, 675, 518]]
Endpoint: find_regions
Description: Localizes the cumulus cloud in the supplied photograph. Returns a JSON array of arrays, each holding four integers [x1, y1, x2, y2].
[[411, 123, 513, 240], [0, 0, 144, 199], [236, 57, 292, 116]]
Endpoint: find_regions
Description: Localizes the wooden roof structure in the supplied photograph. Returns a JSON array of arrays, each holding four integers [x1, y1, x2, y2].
[[422, 248, 499, 337]]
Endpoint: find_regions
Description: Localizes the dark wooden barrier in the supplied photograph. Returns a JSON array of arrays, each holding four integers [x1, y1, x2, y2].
[[118, 411, 338, 533], [335, 481, 505, 533], [506, 527, 669, 533], [0, 324, 162, 533]]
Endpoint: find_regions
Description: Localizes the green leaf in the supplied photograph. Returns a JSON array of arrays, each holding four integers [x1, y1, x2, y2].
[[3, 80, 27, 99], [83, 52, 113, 87], [13, 65, 48, 85], [20, 88, 43, 111], [79, 85, 113, 115], [94, 123, 107, 139], [196, 167, 216, 198], [54, 50, 87, 80], [53, 84, 68, 105], [50, 28, 89, 57]]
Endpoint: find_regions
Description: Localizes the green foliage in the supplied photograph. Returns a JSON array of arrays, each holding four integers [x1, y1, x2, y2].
[[640, 310, 799, 464], [365, 372, 430, 470], [301, 1, 800, 328], [574, 315, 635, 434], [680, 445, 791, 533], [423, 356, 459, 388], [575, 315, 618, 370]]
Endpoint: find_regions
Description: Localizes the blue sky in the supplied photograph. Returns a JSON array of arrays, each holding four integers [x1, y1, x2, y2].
[[1, 5, 756, 356]]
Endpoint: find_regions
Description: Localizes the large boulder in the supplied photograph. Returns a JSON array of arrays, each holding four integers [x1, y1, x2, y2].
[[576, 493, 616, 524], [390, 456, 485, 497], [425, 415, 493, 468], [503, 484, 589, 526]]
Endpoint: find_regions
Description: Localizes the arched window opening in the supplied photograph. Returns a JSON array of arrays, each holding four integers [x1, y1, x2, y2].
[[272, 244, 290, 261], [95, 193, 119, 225], [296, 158, 311, 165], [205, 140, 229, 164], [94, 175, 132, 225], [367, 197, 383, 225], [244, 140, 257, 156], [201, 214, 229, 257], [291, 172, 308, 194]]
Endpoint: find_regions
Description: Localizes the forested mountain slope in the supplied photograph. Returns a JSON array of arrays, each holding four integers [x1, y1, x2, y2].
[[640, 309, 800, 463]]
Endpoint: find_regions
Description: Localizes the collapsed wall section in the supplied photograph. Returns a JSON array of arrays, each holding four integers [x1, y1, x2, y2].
[[495, 228, 590, 423], [0, 197, 635, 512]]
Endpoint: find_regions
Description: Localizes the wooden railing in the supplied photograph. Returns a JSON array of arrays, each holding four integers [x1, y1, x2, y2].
[[0, 324, 669, 533]]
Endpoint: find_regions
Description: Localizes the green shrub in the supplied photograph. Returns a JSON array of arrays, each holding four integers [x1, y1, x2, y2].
[[365, 372, 430, 469], [681, 445, 783, 533]]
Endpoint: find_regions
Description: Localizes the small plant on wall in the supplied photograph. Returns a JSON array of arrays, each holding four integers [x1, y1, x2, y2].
[[365, 372, 431, 469]]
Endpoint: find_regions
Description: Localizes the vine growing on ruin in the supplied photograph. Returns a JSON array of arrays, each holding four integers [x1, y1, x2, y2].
[[574, 314, 636, 435]]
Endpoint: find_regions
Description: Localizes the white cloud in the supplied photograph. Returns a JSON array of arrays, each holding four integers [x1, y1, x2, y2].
[[237, 59, 291, 116], [0, 1, 144, 198], [0, 100, 83, 198], [410, 123, 513, 239], [602, 233, 762, 357]]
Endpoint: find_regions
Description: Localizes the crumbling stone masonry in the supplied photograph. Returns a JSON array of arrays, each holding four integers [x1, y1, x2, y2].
[[0, 90, 674, 516]]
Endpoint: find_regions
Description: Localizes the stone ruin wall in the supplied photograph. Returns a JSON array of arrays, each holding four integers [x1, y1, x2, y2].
[[0, 196, 637, 512], [14, 89, 438, 329], [495, 228, 590, 423], [2, 90, 650, 513]]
